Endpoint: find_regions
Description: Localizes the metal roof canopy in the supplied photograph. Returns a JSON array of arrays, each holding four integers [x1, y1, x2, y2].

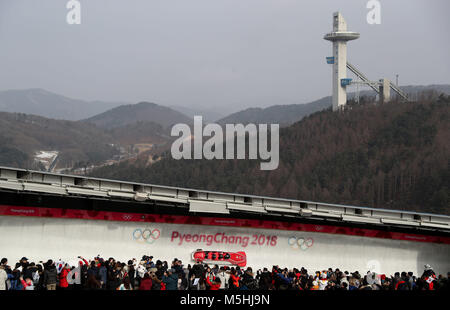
[[0, 166, 449, 232]]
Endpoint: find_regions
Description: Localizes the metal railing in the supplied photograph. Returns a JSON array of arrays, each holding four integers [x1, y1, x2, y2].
[[0, 166, 449, 232]]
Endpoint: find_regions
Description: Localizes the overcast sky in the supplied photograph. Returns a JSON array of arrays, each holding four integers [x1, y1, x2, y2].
[[0, 0, 449, 114]]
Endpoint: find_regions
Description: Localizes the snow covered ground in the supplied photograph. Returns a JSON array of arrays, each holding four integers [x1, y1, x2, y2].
[[34, 150, 59, 171]]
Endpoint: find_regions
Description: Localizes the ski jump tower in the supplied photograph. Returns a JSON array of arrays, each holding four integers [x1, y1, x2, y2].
[[324, 12, 360, 111], [324, 12, 408, 111]]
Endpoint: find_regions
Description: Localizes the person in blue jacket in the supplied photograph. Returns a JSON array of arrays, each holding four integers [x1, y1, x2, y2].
[[9, 269, 24, 290]]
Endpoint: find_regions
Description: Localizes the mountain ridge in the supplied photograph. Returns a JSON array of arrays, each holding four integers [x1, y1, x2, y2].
[[90, 95, 450, 215], [83, 101, 192, 130], [217, 84, 450, 126], [0, 88, 127, 121]]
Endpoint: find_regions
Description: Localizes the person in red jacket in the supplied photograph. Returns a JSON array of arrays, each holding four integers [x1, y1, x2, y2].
[[20, 276, 34, 290], [206, 273, 221, 290], [77, 256, 89, 266], [139, 273, 153, 290], [229, 269, 240, 290], [422, 265, 437, 290], [59, 264, 70, 290]]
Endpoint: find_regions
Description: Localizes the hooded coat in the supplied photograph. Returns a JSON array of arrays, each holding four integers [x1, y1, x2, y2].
[[43, 265, 58, 285]]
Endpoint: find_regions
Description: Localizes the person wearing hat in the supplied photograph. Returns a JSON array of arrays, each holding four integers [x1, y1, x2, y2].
[[339, 272, 349, 289], [421, 264, 437, 290], [148, 256, 155, 268], [318, 272, 328, 290], [136, 260, 147, 284], [20, 257, 29, 271]]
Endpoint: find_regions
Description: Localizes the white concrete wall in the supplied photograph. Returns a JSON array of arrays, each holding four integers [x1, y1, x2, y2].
[[0, 215, 448, 276], [332, 41, 348, 111]]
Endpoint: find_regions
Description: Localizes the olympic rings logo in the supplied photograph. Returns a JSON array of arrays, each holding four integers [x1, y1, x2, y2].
[[132, 228, 161, 244], [288, 237, 314, 251]]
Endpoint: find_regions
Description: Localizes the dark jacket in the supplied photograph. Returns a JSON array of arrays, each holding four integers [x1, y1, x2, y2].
[[87, 266, 99, 278], [98, 266, 107, 285], [258, 271, 272, 290], [127, 265, 135, 284], [9, 269, 25, 290], [192, 264, 204, 278], [43, 266, 58, 285], [151, 275, 162, 290], [23, 266, 37, 281], [242, 272, 256, 289], [162, 273, 178, 290], [173, 265, 183, 275], [107, 269, 121, 290]]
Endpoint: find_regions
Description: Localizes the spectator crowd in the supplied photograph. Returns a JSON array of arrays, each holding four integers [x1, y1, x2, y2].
[[0, 255, 448, 291]]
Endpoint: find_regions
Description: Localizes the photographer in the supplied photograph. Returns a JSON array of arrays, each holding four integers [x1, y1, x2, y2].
[[241, 267, 257, 290], [275, 268, 293, 290], [215, 267, 228, 290], [205, 271, 221, 290], [150, 270, 162, 290], [257, 268, 272, 290]]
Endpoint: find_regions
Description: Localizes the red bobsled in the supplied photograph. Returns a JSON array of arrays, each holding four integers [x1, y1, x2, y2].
[[192, 249, 247, 267]]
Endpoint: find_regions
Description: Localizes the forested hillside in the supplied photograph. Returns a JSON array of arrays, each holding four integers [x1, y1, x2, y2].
[[216, 85, 450, 127], [0, 112, 119, 168], [84, 101, 192, 129], [0, 112, 171, 170], [91, 95, 450, 215], [217, 96, 331, 127]]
